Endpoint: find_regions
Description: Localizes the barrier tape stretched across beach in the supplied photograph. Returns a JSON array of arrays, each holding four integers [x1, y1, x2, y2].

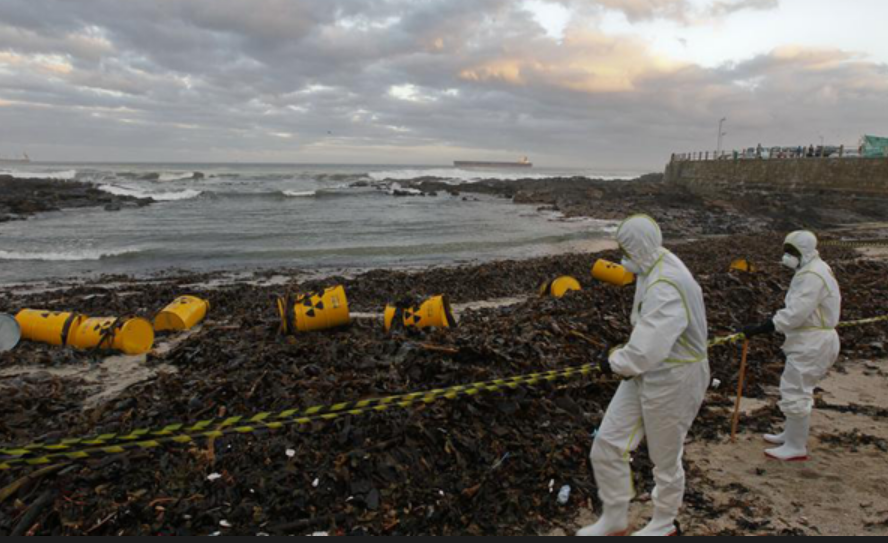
[[0, 365, 603, 470], [822, 239, 888, 249], [1, 315, 886, 472]]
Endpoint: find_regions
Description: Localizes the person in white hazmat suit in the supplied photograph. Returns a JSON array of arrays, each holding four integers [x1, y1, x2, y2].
[[577, 215, 710, 537], [740, 231, 841, 462]]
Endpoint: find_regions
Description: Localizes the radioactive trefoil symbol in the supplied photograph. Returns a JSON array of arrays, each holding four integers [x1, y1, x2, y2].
[[303, 296, 326, 318], [404, 309, 422, 325]]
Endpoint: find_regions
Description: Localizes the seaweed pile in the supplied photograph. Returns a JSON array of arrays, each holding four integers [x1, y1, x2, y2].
[[1, 235, 887, 535]]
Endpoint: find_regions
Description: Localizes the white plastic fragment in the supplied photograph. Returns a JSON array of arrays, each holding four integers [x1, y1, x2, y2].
[[557, 485, 571, 505]]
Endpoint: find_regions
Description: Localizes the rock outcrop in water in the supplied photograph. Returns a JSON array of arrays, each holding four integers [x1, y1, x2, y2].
[[0, 176, 152, 223]]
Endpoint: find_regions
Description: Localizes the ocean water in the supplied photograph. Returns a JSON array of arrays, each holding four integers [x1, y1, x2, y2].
[[0, 163, 642, 285]]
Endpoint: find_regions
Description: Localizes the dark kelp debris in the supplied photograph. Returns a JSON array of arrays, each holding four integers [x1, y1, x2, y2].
[[0, 236, 887, 535]]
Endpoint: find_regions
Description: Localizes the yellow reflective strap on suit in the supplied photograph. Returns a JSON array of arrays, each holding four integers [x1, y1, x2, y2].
[[818, 308, 827, 329], [647, 276, 706, 365], [665, 356, 707, 365], [797, 270, 832, 297], [669, 336, 707, 364]]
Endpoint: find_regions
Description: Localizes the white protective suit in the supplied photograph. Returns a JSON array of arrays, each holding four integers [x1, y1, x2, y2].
[[586, 215, 710, 536], [774, 231, 842, 419]]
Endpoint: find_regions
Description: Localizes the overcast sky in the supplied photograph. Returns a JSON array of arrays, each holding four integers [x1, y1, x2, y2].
[[1, 0, 887, 169]]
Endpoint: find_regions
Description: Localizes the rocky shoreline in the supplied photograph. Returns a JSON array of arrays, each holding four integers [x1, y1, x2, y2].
[[396, 174, 888, 237], [0, 176, 152, 223]]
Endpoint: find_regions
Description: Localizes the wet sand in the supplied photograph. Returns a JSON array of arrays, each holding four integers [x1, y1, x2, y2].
[[549, 359, 888, 536]]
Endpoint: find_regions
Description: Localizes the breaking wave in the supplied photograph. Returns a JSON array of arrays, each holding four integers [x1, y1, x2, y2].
[[389, 183, 423, 196], [159, 172, 203, 182], [98, 184, 203, 202], [0, 169, 79, 181], [207, 188, 362, 201], [0, 247, 144, 262], [282, 190, 318, 198], [111, 171, 205, 182]]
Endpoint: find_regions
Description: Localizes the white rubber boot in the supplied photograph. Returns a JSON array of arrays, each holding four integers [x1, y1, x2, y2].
[[765, 416, 810, 462], [631, 511, 678, 537], [576, 506, 630, 537], [763, 429, 786, 445]]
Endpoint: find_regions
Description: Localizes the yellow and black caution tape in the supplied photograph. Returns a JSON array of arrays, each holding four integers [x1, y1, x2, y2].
[[1, 315, 885, 472], [0, 364, 603, 471], [709, 333, 745, 349], [822, 239, 888, 249], [1, 333, 744, 463], [838, 315, 888, 328]]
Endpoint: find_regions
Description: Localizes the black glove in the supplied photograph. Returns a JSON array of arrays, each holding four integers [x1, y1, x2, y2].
[[599, 345, 631, 379], [739, 319, 776, 339], [598, 347, 614, 377]]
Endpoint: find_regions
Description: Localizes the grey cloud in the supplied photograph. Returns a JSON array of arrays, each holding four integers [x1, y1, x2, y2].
[[544, 0, 692, 23], [0, 0, 885, 169], [594, 0, 691, 22], [556, 0, 779, 23], [708, 0, 780, 18]]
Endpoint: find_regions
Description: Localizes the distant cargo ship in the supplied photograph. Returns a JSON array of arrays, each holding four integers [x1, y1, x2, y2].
[[454, 157, 533, 169], [0, 153, 31, 165]]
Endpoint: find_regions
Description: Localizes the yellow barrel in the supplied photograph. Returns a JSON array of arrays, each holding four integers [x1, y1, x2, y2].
[[540, 276, 582, 298], [14, 309, 85, 347], [154, 296, 211, 332], [730, 259, 757, 273], [592, 260, 636, 287], [384, 295, 456, 333], [69, 317, 155, 355], [277, 286, 351, 334]]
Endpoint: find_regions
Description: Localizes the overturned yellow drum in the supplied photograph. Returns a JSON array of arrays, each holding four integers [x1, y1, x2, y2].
[[15, 309, 85, 347], [592, 260, 636, 287], [154, 296, 211, 332], [540, 276, 582, 299], [69, 317, 155, 355], [730, 259, 757, 274], [384, 295, 457, 333], [277, 286, 351, 334]]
